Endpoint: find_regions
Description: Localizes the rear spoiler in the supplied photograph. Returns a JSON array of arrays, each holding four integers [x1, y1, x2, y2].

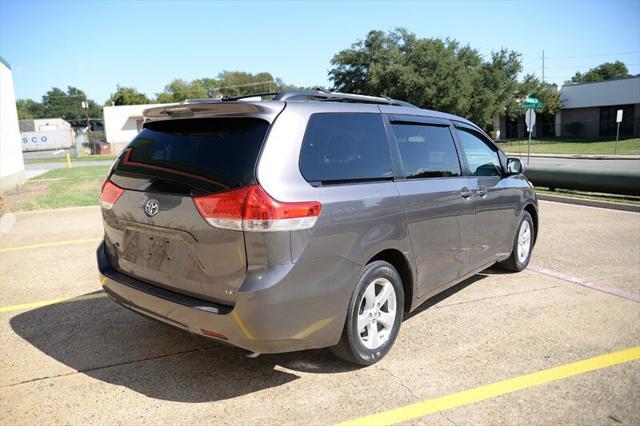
[[143, 101, 285, 124]]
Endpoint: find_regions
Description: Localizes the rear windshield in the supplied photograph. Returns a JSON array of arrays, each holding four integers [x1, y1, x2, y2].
[[110, 118, 269, 195]]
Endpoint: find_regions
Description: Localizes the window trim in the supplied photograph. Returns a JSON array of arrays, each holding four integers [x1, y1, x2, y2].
[[298, 112, 395, 187], [383, 114, 465, 181], [453, 124, 506, 178]]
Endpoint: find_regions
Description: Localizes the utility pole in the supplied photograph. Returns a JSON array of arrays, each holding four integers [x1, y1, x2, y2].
[[81, 97, 94, 155], [542, 50, 545, 83]]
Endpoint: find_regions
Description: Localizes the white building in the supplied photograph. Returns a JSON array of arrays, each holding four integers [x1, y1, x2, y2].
[[0, 57, 25, 193], [19, 118, 75, 152], [103, 103, 174, 153]]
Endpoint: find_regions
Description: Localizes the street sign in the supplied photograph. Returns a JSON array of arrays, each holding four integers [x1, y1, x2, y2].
[[615, 109, 623, 153], [525, 108, 536, 132], [520, 96, 543, 109]]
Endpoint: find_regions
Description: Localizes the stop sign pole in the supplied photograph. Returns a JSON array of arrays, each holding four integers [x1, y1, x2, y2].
[[521, 96, 541, 166], [525, 108, 536, 166]]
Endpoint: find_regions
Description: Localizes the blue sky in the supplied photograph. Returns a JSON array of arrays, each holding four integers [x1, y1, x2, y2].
[[1, 0, 639, 103]]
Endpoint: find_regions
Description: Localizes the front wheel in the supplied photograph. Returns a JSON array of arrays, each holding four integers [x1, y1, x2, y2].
[[331, 260, 404, 365], [498, 211, 534, 272]]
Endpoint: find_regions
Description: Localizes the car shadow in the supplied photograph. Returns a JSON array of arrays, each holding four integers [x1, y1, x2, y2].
[[10, 292, 359, 403], [10, 270, 496, 402], [405, 272, 491, 320]]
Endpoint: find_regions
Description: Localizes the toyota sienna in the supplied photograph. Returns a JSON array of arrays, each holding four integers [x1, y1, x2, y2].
[[97, 90, 538, 365]]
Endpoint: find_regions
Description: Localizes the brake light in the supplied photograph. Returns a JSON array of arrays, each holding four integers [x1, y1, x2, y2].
[[193, 185, 321, 232], [100, 179, 125, 209]]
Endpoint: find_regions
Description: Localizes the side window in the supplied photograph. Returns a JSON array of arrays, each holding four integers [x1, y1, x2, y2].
[[391, 123, 461, 178], [456, 128, 502, 177], [299, 113, 393, 183]]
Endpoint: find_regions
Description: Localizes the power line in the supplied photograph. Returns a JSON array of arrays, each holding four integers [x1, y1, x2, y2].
[[543, 51, 640, 60], [544, 62, 640, 70]]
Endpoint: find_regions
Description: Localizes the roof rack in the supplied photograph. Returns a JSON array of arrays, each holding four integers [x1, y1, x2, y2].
[[182, 90, 416, 107], [273, 90, 416, 107]]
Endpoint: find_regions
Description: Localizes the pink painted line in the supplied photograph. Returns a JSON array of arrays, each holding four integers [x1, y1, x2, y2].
[[529, 265, 640, 303]]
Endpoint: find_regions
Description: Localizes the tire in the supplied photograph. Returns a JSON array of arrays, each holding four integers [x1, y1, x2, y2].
[[331, 260, 404, 366], [498, 211, 534, 272]]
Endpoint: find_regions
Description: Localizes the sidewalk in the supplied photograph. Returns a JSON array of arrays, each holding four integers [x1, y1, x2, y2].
[[23, 160, 114, 180]]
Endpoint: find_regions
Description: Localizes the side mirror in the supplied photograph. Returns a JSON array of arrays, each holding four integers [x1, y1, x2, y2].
[[506, 157, 524, 175]]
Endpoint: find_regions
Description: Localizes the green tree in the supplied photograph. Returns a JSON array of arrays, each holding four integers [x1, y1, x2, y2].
[[16, 86, 101, 121], [106, 85, 150, 105], [156, 79, 208, 102], [329, 29, 522, 128], [16, 99, 45, 119], [156, 72, 300, 102], [569, 61, 631, 83], [41, 86, 101, 120], [517, 75, 560, 115], [202, 71, 278, 97], [482, 49, 524, 120]]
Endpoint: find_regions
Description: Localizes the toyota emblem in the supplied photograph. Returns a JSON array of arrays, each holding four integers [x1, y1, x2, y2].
[[144, 199, 159, 217]]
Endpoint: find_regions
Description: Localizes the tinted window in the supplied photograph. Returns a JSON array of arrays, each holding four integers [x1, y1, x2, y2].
[[110, 118, 269, 195], [456, 128, 502, 177], [299, 113, 392, 183], [391, 124, 461, 178]]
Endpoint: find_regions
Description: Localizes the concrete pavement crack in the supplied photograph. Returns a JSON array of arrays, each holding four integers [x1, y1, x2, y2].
[[439, 412, 459, 426], [434, 284, 561, 309], [2, 345, 220, 388], [378, 365, 419, 401]]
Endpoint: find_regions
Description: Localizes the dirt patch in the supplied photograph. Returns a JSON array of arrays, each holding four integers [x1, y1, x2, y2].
[[0, 181, 52, 216]]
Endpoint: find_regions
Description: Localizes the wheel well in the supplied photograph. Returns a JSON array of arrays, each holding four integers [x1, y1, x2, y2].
[[524, 204, 538, 244], [369, 249, 413, 313]]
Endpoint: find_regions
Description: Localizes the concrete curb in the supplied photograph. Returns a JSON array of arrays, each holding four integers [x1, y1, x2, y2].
[[7, 205, 101, 216], [538, 194, 640, 213]]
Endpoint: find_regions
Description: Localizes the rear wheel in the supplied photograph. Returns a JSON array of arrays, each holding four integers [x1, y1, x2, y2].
[[498, 211, 534, 272], [331, 261, 404, 365]]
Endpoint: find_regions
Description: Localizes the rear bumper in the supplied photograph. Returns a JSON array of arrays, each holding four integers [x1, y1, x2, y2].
[[97, 242, 357, 353]]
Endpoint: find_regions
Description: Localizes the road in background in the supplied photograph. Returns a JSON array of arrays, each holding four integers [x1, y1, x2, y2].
[[22, 149, 75, 161], [512, 155, 640, 173]]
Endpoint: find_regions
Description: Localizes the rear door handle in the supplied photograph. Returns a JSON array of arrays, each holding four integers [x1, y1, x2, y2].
[[460, 187, 473, 199], [476, 186, 488, 197]]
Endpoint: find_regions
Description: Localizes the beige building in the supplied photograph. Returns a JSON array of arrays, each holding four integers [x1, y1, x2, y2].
[[103, 103, 174, 153]]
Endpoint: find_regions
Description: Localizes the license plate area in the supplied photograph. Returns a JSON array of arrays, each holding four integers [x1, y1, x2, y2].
[[120, 223, 204, 273]]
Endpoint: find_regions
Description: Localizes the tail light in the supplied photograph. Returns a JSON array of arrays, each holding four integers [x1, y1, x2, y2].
[[100, 179, 125, 209], [193, 185, 321, 232]]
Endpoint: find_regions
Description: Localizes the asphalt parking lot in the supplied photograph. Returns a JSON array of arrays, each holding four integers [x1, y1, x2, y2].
[[0, 201, 638, 425]]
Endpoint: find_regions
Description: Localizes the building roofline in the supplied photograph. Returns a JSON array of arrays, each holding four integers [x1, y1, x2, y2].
[[562, 75, 640, 88], [0, 56, 11, 70]]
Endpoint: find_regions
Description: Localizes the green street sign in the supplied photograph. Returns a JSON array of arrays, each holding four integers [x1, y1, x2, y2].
[[520, 96, 542, 109], [521, 101, 543, 109]]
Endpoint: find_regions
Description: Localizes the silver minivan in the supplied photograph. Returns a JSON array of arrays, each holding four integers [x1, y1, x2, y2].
[[98, 90, 537, 365]]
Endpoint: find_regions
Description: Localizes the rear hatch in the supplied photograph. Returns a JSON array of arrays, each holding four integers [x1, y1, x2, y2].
[[101, 112, 276, 305]]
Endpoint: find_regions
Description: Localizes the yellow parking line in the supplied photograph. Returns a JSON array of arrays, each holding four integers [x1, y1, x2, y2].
[[338, 346, 640, 425], [0, 238, 101, 253], [1, 279, 107, 314]]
